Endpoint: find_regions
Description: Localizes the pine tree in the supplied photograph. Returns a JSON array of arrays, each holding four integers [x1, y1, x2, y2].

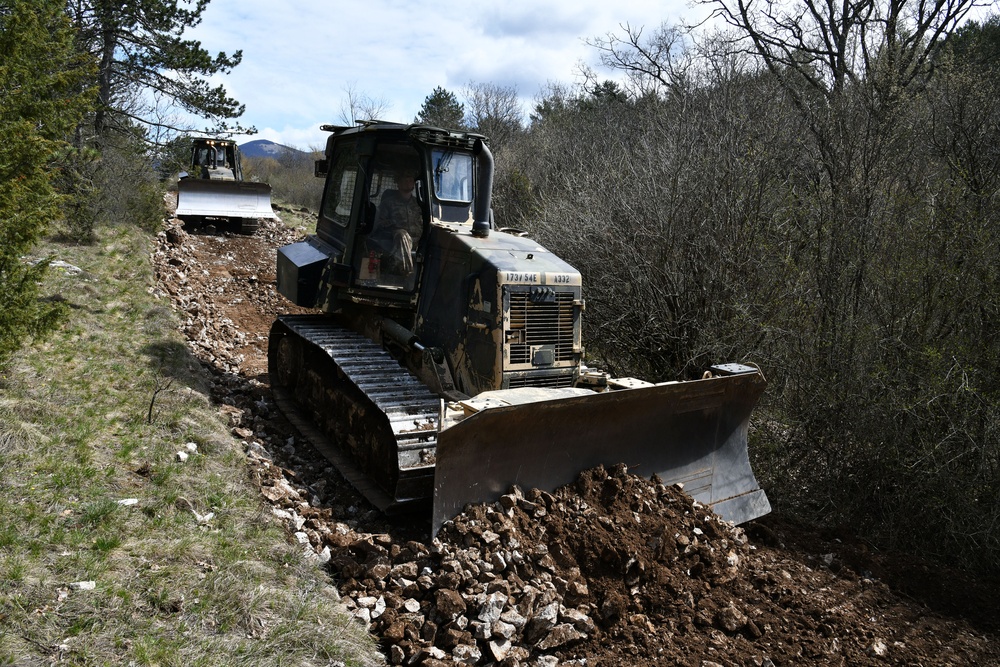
[[68, 0, 248, 138], [415, 86, 465, 129], [0, 0, 95, 368]]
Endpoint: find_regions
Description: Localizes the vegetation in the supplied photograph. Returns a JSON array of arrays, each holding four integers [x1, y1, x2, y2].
[[0, 220, 380, 665], [493, 10, 1000, 573], [462, 82, 524, 153], [67, 0, 249, 140], [414, 86, 466, 129], [0, 0, 93, 367], [243, 148, 324, 213], [0, 1, 376, 663]]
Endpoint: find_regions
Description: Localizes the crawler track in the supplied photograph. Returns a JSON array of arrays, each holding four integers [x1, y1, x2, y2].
[[268, 314, 439, 513]]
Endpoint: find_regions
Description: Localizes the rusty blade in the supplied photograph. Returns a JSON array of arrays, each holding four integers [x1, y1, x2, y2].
[[432, 371, 769, 535], [176, 179, 276, 219]]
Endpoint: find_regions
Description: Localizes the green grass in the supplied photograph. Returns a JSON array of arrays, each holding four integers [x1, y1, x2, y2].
[[0, 216, 382, 666]]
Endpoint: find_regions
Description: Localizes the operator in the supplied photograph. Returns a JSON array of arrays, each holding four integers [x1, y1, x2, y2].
[[370, 172, 423, 273]]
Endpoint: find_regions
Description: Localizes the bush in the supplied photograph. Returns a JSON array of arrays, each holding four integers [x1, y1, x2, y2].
[[501, 34, 1000, 575], [56, 134, 165, 242], [244, 150, 324, 212]]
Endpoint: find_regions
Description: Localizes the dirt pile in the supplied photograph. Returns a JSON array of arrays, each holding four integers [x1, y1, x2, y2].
[[330, 464, 758, 666], [151, 210, 1000, 666], [323, 463, 997, 666]]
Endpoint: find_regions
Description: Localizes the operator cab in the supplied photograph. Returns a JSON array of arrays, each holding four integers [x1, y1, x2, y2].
[[190, 139, 240, 181], [314, 124, 482, 297]]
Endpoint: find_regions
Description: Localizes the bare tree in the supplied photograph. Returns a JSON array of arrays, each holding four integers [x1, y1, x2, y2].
[[337, 82, 393, 125], [586, 23, 696, 99], [702, 0, 982, 104], [462, 82, 523, 152]]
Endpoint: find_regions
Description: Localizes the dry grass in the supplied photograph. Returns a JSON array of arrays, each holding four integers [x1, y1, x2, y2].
[[0, 218, 383, 665]]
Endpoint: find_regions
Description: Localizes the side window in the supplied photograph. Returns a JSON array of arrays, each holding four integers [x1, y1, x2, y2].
[[321, 142, 359, 228], [432, 149, 473, 202]]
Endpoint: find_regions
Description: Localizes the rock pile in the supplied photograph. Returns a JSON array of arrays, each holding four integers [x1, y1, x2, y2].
[[328, 464, 753, 666]]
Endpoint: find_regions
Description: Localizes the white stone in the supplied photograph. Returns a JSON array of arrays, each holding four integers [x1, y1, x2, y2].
[[371, 596, 387, 619], [424, 646, 447, 660], [488, 639, 511, 661], [471, 621, 491, 640], [492, 619, 517, 640], [869, 639, 888, 657], [536, 623, 586, 650], [452, 644, 481, 664], [478, 591, 508, 624], [500, 609, 527, 628]]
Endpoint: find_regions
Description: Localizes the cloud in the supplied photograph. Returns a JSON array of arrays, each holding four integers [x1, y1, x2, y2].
[[479, 3, 591, 39], [181, 0, 695, 149]]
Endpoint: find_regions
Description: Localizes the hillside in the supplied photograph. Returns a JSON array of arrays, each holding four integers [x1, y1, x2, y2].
[[148, 206, 1000, 666], [239, 139, 307, 159], [0, 201, 383, 666]]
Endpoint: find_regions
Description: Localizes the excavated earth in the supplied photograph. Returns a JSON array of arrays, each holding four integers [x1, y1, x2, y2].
[[151, 206, 1000, 666]]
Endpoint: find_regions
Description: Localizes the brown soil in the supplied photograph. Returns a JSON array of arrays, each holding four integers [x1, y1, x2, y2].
[[151, 207, 1000, 666]]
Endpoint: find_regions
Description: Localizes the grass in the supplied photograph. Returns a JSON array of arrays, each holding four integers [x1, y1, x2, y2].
[[0, 215, 382, 665]]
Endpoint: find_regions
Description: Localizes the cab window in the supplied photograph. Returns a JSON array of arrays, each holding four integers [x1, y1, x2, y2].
[[321, 143, 360, 228], [432, 149, 473, 203], [353, 143, 424, 291]]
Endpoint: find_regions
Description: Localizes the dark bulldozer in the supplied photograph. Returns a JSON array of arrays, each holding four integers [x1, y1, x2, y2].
[[269, 121, 770, 534]]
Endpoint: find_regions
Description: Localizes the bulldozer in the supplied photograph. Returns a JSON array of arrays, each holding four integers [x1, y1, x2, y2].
[[269, 121, 770, 534], [175, 137, 276, 235]]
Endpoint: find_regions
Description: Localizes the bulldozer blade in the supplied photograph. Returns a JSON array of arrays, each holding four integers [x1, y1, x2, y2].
[[175, 179, 276, 220], [432, 370, 769, 535]]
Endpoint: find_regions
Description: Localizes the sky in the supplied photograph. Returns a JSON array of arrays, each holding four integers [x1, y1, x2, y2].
[[183, 0, 704, 150]]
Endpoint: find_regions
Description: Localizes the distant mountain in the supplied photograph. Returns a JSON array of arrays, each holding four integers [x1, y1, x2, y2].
[[239, 139, 307, 159]]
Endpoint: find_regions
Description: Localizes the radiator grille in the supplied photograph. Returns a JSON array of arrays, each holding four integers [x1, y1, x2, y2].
[[508, 374, 574, 389], [507, 291, 576, 365]]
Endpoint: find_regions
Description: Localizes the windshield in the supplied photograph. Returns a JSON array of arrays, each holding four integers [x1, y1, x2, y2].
[[432, 149, 473, 203]]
